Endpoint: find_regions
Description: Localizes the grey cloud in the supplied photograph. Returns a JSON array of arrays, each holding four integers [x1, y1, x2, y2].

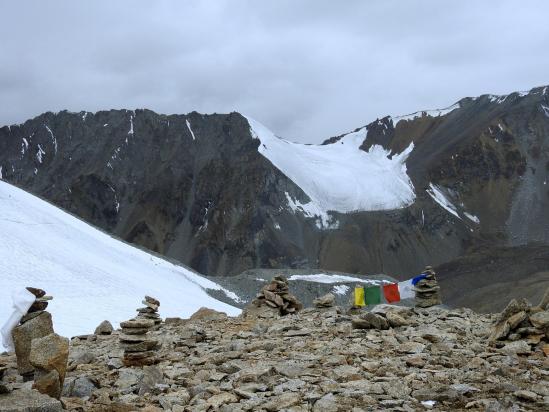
[[0, 0, 548, 142]]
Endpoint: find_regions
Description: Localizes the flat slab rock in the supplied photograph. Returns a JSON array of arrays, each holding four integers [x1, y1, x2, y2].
[[120, 319, 155, 329], [0, 389, 63, 411]]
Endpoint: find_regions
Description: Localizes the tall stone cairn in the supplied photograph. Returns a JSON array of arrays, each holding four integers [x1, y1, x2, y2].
[[12, 287, 54, 378], [120, 296, 161, 367], [251, 276, 303, 316], [414, 266, 442, 308]]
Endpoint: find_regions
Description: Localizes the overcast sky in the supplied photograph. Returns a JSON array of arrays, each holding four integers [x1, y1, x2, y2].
[[1, 1, 548, 143]]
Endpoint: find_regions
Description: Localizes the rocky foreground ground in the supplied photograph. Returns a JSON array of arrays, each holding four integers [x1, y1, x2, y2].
[[2, 298, 548, 411]]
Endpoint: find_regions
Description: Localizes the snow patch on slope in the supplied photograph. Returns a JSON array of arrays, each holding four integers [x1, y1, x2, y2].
[[288, 274, 391, 285], [245, 116, 415, 221], [0, 181, 240, 347], [426, 184, 461, 219], [541, 104, 549, 118], [128, 115, 134, 135], [285, 192, 338, 229], [464, 212, 480, 224], [44, 125, 57, 154], [332, 285, 350, 295], [36, 145, 46, 164], [186, 119, 196, 141]]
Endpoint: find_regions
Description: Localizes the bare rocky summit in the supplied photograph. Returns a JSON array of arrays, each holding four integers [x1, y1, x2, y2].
[[2, 292, 548, 411]]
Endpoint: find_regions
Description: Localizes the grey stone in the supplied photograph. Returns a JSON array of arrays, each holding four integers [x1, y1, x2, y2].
[[62, 376, 97, 398], [313, 293, 335, 308], [29, 333, 69, 382], [313, 394, 339, 412], [500, 340, 531, 355], [514, 390, 539, 402], [119, 319, 155, 329], [138, 365, 164, 395], [261, 392, 301, 411], [32, 369, 61, 399], [0, 389, 63, 411], [529, 311, 549, 328], [352, 312, 389, 330], [397, 341, 426, 354], [94, 320, 114, 335], [386, 311, 410, 327]]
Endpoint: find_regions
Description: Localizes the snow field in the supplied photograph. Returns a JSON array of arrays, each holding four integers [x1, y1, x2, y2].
[[0, 181, 240, 348]]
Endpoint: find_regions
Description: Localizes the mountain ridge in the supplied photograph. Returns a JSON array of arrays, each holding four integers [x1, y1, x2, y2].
[[0, 85, 548, 280]]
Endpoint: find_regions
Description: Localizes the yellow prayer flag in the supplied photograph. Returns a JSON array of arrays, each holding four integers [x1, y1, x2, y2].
[[354, 286, 365, 307]]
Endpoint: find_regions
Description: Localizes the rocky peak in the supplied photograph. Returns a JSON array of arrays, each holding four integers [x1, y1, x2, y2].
[[1, 86, 548, 284]]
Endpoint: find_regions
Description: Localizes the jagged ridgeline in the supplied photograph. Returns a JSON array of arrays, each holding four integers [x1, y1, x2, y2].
[[0, 87, 548, 288]]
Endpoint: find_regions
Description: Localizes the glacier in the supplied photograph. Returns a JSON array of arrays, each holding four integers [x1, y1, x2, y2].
[[245, 116, 416, 216], [0, 180, 240, 349]]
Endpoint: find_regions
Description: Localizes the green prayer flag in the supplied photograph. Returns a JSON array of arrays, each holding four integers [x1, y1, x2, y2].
[[365, 286, 381, 305]]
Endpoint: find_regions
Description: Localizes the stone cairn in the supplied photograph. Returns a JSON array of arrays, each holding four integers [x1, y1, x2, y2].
[[120, 296, 161, 367], [489, 289, 549, 356], [11, 287, 69, 400], [136, 295, 162, 328], [251, 276, 303, 315], [414, 266, 442, 308], [12, 288, 54, 379]]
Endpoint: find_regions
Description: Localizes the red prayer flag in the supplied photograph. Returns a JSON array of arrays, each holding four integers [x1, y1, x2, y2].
[[383, 283, 401, 303]]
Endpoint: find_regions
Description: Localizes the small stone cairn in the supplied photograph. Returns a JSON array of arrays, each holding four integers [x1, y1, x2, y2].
[[120, 296, 161, 367], [251, 276, 303, 315], [489, 289, 549, 356], [414, 266, 442, 308], [136, 295, 162, 327]]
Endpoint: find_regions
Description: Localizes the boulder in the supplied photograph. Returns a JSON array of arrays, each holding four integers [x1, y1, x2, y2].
[[351, 312, 389, 330], [386, 311, 410, 327], [529, 311, 549, 329], [489, 320, 511, 342], [29, 333, 69, 399], [94, 320, 114, 335], [138, 366, 164, 396], [33, 369, 61, 399], [0, 389, 63, 411], [190, 307, 227, 321], [501, 340, 531, 355], [497, 298, 531, 323], [205, 392, 238, 409], [313, 293, 335, 308], [73, 377, 98, 398], [29, 333, 69, 378], [12, 311, 54, 376]]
